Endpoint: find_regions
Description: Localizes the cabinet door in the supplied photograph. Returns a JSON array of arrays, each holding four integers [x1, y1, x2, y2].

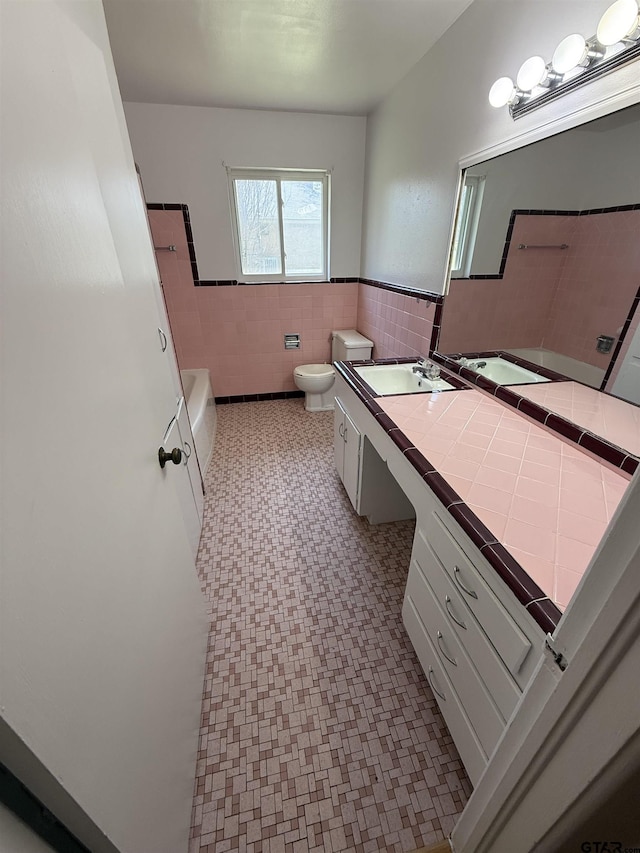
[[334, 398, 346, 478], [342, 407, 362, 510]]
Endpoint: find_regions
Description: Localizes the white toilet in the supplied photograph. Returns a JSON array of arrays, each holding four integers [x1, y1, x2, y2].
[[294, 329, 374, 412]]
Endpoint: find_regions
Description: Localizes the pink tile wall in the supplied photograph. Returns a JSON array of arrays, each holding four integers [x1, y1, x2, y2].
[[356, 283, 436, 359], [148, 211, 358, 397], [438, 210, 639, 374], [439, 215, 572, 352], [543, 210, 640, 369]]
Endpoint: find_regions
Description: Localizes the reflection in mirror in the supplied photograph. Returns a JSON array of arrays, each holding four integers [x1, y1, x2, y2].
[[439, 103, 640, 406]]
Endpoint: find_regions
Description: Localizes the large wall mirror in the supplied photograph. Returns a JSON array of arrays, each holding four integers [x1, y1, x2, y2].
[[438, 102, 640, 405]]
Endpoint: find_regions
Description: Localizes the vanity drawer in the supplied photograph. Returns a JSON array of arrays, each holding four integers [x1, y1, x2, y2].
[[403, 594, 487, 786], [413, 528, 522, 721], [426, 510, 532, 676], [405, 560, 505, 759]]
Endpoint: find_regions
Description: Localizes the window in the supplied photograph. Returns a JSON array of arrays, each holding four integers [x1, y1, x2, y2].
[[450, 174, 485, 278], [228, 169, 329, 282]]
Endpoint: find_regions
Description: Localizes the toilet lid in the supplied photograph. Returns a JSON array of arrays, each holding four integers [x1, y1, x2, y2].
[[294, 364, 335, 378]]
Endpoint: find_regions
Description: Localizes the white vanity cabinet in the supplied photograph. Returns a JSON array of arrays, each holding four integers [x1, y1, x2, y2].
[[334, 396, 362, 511], [334, 394, 415, 523], [331, 370, 546, 785], [403, 509, 544, 784]]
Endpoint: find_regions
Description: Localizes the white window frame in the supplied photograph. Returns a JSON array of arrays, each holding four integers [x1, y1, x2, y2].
[[450, 174, 485, 279], [228, 168, 330, 283]]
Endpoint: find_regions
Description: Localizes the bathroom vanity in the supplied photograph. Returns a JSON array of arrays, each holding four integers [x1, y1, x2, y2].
[[332, 359, 632, 784]]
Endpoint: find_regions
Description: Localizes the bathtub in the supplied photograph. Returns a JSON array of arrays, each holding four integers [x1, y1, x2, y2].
[[505, 348, 605, 389], [180, 369, 216, 476]]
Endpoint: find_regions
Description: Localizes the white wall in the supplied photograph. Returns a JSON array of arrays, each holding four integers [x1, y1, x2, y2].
[[123, 102, 367, 279], [361, 0, 640, 294], [0, 3, 207, 852]]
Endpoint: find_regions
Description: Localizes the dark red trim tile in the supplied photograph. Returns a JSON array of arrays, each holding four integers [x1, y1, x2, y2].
[[578, 433, 626, 468], [544, 413, 584, 443], [425, 472, 463, 510], [403, 448, 436, 478], [479, 543, 544, 606], [474, 374, 498, 394], [526, 599, 562, 633], [374, 412, 397, 433], [388, 429, 415, 454], [622, 455, 639, 476], [516, 398, 548, 425], [448, 504, 500, 551], [495, 386, 522, 407], [363, 396, 383, 417]]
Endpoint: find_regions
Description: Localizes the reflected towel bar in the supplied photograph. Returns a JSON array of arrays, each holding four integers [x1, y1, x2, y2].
[[518, 243, 568, 250], [154, 244, 177, 252]]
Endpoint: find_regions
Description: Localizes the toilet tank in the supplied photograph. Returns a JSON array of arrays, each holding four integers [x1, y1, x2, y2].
[[332, 329, 374, 362]]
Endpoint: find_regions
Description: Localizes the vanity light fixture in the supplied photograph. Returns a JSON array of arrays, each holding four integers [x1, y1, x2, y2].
[[488, 76, 520, 108], [489, 0, 640, 118], [551, 34, 604, 75], [597, 0, 640, 45], [516, 56, 561, 91]]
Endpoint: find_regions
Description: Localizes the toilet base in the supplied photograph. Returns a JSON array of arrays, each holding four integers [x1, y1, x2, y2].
[[303, 389, 335, 412]]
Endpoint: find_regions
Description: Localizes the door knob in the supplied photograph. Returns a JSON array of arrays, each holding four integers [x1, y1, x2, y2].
[[158, 447, 182, 468]]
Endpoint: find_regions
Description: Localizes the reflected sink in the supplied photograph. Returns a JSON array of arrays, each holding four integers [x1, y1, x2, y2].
[[462, 356, 550, 385], [354, 363, 455, 395]]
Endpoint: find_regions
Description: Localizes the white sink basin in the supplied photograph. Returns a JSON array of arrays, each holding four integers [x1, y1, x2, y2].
[[354, 363, 454, 395], [463, 356, 550, 385]]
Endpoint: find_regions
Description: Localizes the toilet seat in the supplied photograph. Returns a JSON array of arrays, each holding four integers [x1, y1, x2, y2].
[[294, 364, 334, 380]]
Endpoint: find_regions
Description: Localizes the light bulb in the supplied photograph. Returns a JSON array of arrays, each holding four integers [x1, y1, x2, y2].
[[596, 0, 640, 46], [552, 34, 589, 73], [488, 77, 518, 108], [516, 56, 548, 91]]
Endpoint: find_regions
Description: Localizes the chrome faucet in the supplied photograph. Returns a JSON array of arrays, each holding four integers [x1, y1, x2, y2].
[[412, 358, 440, 380], [412, 357, 429, 377], [459, 357, 487, 370]]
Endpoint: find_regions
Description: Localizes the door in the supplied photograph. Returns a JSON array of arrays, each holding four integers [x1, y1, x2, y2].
[[342, 408, 362, 510], [611, 321, 640, 404], [334, 398, 347, 477], [162, 404, 203, 557], [0, 5, 207, 853]]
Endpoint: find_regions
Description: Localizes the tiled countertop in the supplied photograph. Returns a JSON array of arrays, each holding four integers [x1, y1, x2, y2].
[[379, 390, 629, 612], [515, 381, 640, 459], [336, 359, 632, 629]]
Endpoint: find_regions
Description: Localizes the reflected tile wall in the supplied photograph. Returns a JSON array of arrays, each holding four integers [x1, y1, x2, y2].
[[440, 210, 640, 374]]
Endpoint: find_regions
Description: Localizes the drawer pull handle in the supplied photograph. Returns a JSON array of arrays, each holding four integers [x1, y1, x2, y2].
[[428, 667, 446, 701], [454, 565, 478, 599], [445, 595, 467, 629], [338, 423, 344, 438], [437, 631, 458, 666]]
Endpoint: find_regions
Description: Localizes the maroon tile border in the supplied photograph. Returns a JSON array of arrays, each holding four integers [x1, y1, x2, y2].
[[431, 350, 639, 476], [424, 472, 464, 511], [479, 543, 549, 608], [430, 301, 444, 352], [144, 211, 448, 303], [525, 599, 564, 635], [403, 448, 436, 478], [215, 390, 304, 404], [451, 205, 640, 282], [359, 277, 444, 304]]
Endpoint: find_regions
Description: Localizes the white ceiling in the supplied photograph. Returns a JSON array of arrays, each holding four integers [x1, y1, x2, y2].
[[103, 0, 472, 116]]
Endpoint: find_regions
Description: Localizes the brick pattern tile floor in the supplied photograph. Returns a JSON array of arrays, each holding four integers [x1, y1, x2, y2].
[[190, 399, 471, 853]]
